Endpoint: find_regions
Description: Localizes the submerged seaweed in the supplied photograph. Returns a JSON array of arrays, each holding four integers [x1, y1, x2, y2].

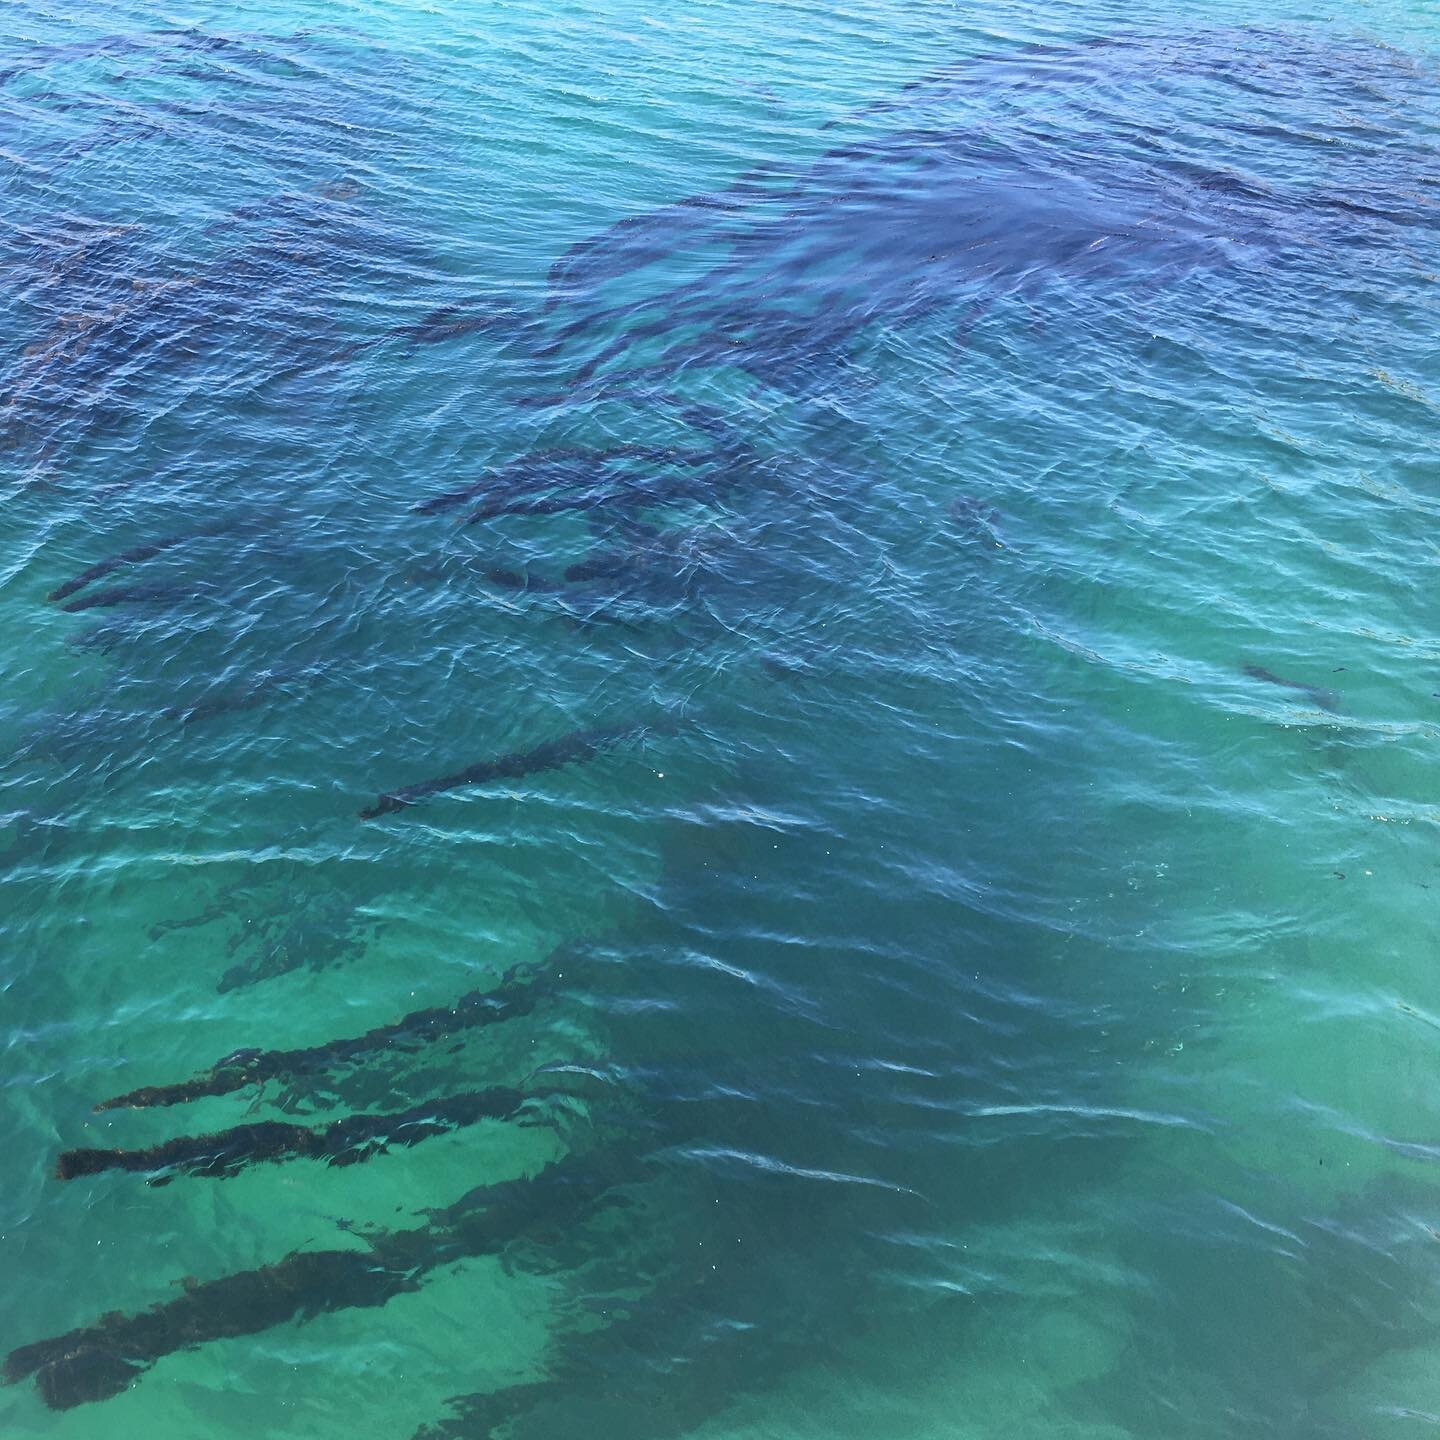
[[358, 719, 671, 821], [141, 860, 382, 995], [96, 963, 549, 1112], [5, 1154, 626, 1411], [58, 1086, 526, 1184]]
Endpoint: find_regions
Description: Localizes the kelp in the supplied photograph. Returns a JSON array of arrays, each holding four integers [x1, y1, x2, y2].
[[214, 882, 373, 994], [137, 859, 383, 997], [96, 964, 547, 1112], [58, 1086, 525, 1184], [0, 25, 292, 89], [411, 445, 708, 517], [47, 532, 212, 603], [1242, 663, 1342, 714], [389, 300, 525, 346], [57, 581, 193, 614], [359, 719, 667, 821], [4, 1154, 624, 1411], [462, 467, 716, 526]]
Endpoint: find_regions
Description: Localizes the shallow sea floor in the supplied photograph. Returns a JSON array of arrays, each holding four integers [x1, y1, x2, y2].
[[0, 0, 1437, 1436]]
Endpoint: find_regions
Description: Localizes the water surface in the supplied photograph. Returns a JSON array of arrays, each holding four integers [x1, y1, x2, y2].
[[1, 0, 1438, 1436]]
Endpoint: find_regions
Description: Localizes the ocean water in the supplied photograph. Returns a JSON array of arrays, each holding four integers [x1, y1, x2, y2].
[[1, 0, 1437, 1435]]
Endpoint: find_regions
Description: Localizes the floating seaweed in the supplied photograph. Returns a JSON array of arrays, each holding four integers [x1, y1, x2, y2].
[[57, 1086, 526, 1184]]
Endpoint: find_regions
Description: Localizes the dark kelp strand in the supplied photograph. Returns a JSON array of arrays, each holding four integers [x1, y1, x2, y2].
[[95, 964, 548, 1112], [58, 1086, 526, 1184]]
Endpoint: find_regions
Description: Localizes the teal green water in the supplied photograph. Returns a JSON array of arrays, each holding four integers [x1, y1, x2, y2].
[[1, 0, 1438, 1436]]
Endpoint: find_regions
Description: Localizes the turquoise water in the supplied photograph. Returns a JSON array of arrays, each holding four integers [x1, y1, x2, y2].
[[2, 0, 1438, 1435]]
